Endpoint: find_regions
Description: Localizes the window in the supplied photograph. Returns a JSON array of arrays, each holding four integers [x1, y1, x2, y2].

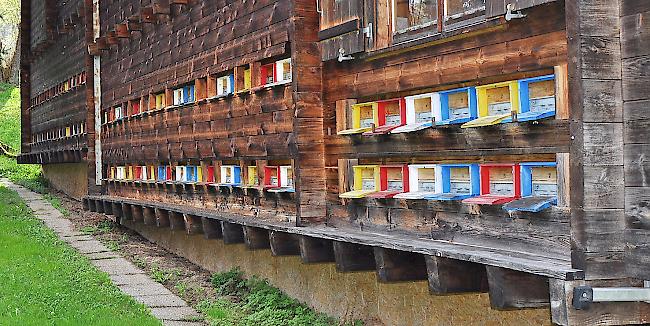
[[394, 0, 438, 33], [444, 0, 485, 27], [339, 165, 380, 199]]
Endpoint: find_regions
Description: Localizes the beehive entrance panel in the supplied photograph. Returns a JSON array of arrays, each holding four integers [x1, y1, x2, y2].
[[528, 80, 556, 113], [417, 167, 436, 192], [532, 167, 557, 197], [247, 166, 258, 186], [269, 169, 279, 186], [386, 168, 404, 191], [414, 98, 433, 123], [448, 91, 470, 119], [361, 168, 376, 190], [486, 86, 512, 116], [383, 102, 402, 126], [284, 167, 294, 187], [489, 167, 514, 196], [278, 59, 292, 82], [359, 105, 375, 128], [450, 167, 471, 194]]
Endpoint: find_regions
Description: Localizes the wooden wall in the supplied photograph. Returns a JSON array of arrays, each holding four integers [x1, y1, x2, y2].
[[99, 0, 299, 218], [322, 3, 571, 258], [621, 1, 650, 280]]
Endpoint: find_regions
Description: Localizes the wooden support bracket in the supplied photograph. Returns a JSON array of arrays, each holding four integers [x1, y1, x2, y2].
[[143, 206, 156, 225], [154, 208, 170, 228], [131, 205, 144, 223], [425, 256, 489, 294], [299, 236, 335, 263], [95, 200, 105, 213], [112, 202, 123, 219], [374, 247, 428, 283], [103, 201, 114, 215], [270, 231, 300, 256], [221, 222, 245, 244], [201, 217, 223, 239], [121, 203, 133, 221], [243, 226, 271, 250], [183, 214, 203, 235], [486, 266, 550, 310], [333, 241, 376, 272], [87, 199, 97, 212], [168, 211, 185, 231]]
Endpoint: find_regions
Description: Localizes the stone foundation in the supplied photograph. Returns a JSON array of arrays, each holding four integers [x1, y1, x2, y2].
[[122, 220, 552, 325]]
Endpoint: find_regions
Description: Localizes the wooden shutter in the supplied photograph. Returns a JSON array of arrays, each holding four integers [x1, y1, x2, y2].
[[485, 0, 557, 18], [318, 0, 367, 61]]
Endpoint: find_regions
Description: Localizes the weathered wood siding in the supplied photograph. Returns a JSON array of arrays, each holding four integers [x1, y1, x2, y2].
[[621, 1, 650, 280], [322, 3, 571, 258]]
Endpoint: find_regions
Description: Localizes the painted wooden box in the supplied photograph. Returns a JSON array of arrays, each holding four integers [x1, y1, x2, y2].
[[516, 75, 556, 122], [367, 165, 410, 198], [339, 165, 380, 199], [337, 102, 378, 135], [267, 166, 295, 193], [394, 164, 441, 199], [363, 99, 406, 135], [391, 93, 436, 133], [435, 87, 478, 125], [463, 164, 521, 205], [462, 81, 519, 128], [503, 162, 558, 212], [425, 164, 480, 201], [220, 165, 242, 185], [217, 74, 235, 97]]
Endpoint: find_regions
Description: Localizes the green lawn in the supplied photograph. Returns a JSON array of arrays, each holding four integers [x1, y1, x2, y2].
[[0, 184, 161, 325]]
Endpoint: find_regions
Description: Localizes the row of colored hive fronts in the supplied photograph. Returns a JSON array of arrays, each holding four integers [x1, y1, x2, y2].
[[340, 162, 558, 213], [29, 72, 87, 108], [338, 74, 556, 135], [102, 58, 292, 124], [108, 164, 295, 193], [32, 123, 85, 144]]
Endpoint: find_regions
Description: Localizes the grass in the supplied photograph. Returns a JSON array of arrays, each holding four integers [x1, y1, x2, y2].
[[0, 184, 161, 325], [198, 268, 345, 326], [0, 83, 46, 193]]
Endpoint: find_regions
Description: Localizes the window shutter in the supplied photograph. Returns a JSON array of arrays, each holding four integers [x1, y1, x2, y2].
[[318, 0, 367, 61]]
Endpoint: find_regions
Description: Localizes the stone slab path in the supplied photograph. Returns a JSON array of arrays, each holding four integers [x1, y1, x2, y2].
[[1, 180, 203, 326]]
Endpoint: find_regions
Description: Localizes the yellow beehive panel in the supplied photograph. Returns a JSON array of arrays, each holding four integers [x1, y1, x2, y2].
[[247, 166, 258, 185], [359, 105, 375, 128]]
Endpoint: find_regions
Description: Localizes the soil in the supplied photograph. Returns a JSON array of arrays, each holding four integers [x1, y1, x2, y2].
[[53, 189, 219, 308]]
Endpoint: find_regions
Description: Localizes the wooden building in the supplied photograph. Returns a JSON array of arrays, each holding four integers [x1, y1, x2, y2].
[[20, 0, 650, 324]]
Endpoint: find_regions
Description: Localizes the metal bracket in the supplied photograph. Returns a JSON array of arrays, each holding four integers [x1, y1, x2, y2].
[[337, 48, 355, 62], [362, 22, 373, 43], [573, 285, 650, 310], [505, 3, 527, 21]]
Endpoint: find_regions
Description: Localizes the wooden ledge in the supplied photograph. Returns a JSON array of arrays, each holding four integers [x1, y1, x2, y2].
[[86, 195, 583, 281]]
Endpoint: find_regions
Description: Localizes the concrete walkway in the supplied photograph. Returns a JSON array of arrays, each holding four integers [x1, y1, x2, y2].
[[1, 180, 203, 326]]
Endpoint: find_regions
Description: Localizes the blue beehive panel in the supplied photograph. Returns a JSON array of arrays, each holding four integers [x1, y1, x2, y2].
[[425, 164, 480, 201], [516, 75, 556, 122], [436, 87, 478, 125], [504, 162, 558, 212]]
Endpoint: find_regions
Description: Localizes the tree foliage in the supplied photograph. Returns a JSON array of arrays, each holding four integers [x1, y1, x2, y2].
[[0, 0, 20, 24]]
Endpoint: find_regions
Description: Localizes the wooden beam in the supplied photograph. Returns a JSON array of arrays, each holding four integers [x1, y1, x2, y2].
[[486, 266, 549, 310], [121, 203, 133, 221], [425, 256, 489, 294], [243, 226, 271, 250], [201, 217, 222, 239], [333, 241, 376, 272], [154, 208, 170, 228], [221, 222, 245, 244], [131, 205, 144, 223], [168, 211, 185, 231], [299, 236, 335, 263], [111, 202, 123, 219], [183, 214, 203, 235], [87, 199, 97, 212], [373, 247, 428, 282], [143, 206, 156, 225], [103, 201, 114, 215], [95, 200, 104, 213], [270, 231, 300, 256]]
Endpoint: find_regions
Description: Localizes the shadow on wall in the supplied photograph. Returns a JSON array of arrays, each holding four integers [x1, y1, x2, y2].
[[124, 220, 552, 326], [43, 163, 88, 200]]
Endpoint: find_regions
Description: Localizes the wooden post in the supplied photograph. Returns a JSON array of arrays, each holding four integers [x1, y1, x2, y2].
[[88, 199, 97, 212], [143, 206, 156, 225], [201, 217, 222, 239], [269, 231, 300, 256], [243, 226, 270, 250], [154, 208, 170, 228], [112, 202, 123, 219], [486, 266, 549, 310], [131, 205, 144, 223], [121, 203, 133, 221], [168, 211, 185, 230], [183, 214, 203, 235], [95, 200, 105, 213], [103, 201, 114, 215], [373, 248, 428, 282], [425, 256, 488, 294], [333, 241, 376, 272], [221, 222, 245, 244], [299, 236, 335, 263]]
